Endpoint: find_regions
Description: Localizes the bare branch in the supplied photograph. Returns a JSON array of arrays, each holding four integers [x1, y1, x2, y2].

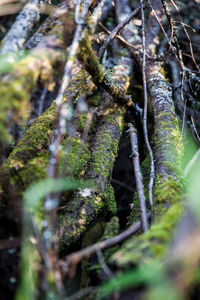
[[98, 7, 140, 60], [61, 214, 150, 276], [128, 124, 148, 232], [140, 0, 154, 216], [0, 0, 49, 54], [98, 21, 137, 51]]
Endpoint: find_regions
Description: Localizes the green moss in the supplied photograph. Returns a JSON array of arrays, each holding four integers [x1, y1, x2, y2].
[[14, 136, 89, 189], [105, 184, 117, 216], [111, 165, 184, 268], [79, 36, 130, 105], [112, 202, 184, 267], [0, 43, 65, 145], [79, 36, 105, 84], [58, 182, 116, 250], [91, 111, 124, 179], [66, 70, 89, 105], [154, 175, 183, 205], [2, 103, 56, 174], [154, 112, 183, 169], [16, 154, 48, 188], [92, 130, 115, 179], [58, 182, 109, 249], [160, 67, 169, 81], [75, 112, 88, 132], [60, 136, 90, 177], [0, 79, 32, 142], [0, 54, 45, 143], [87, 93, 101, 107]]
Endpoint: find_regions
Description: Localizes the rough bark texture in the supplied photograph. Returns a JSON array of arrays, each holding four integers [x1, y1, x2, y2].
[[0, 0, 76, 145], [0, 0, 49, 54], [58, 55, 133, 250], [111, 0, 184, 268]]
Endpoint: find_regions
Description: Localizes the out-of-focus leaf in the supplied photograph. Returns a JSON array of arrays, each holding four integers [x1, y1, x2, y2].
[[24, 177, 90, 213], [0, 50, 30, 74]]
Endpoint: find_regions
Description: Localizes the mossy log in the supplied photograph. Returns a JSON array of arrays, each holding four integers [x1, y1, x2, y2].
[[0, 66, 91, 234], [0, 47, 132, 249], [58, 92, 124, 251], [0, 0, 76, 145], [0, 0, 49, 54], [58, 56, 133, 251], [118, 0, 184, 212], [111, 0, 185, 268], [24, 1, 75, 50], [78, 36, 132, 106]]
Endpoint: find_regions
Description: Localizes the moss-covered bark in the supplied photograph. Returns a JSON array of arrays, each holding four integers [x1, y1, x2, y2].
[[78, 36, 131, 106], [58, 55, 133, 251], [24, 1, 76, 50], [58, 92, 125, 250], [0, 0, 76, 145], [0, 67, 94, 252], [110, 0, 185, 269]]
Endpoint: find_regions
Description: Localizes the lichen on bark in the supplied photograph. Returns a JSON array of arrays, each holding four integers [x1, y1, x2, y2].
[[58, 54, 133, 250]]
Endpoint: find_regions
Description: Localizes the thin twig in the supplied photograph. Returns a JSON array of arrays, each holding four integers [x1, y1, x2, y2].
[[170, 0, 199, 71], [98, 6, 140, 60], [97, 249, 113, 278], [98, 21, 137, 51], [61, 213, 151, 277], [140, 0, 154, 218], [128, 124, 148, 232]]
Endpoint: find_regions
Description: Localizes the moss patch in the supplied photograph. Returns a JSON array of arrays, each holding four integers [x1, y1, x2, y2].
[[112, 202, 184, 268]]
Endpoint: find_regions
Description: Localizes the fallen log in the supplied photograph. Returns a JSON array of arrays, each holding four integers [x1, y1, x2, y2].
[[111, 0, 184, 268], [58, 55, 133, 251]]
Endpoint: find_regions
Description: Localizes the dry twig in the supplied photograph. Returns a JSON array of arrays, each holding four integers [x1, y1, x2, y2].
[[140, 0, 154, 216], [61, 214, 150, 277], [98, 21, 137, 51], [98, 6, 140, 60], [128, 123, 148, 232]]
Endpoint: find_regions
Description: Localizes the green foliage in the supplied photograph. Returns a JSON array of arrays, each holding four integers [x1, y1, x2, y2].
[[24, 177, 86, 213], [16, 177, 90, 300], [97, 263, 181, 299], [0, 50, 30, 74]]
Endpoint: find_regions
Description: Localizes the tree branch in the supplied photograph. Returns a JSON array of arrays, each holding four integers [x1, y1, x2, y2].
[[0, 0, 49, 54], [98, 6, 140, 60], [79, 36, 132, 106], [61, 214, 150, 277], [128, 123, 148, 232]]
